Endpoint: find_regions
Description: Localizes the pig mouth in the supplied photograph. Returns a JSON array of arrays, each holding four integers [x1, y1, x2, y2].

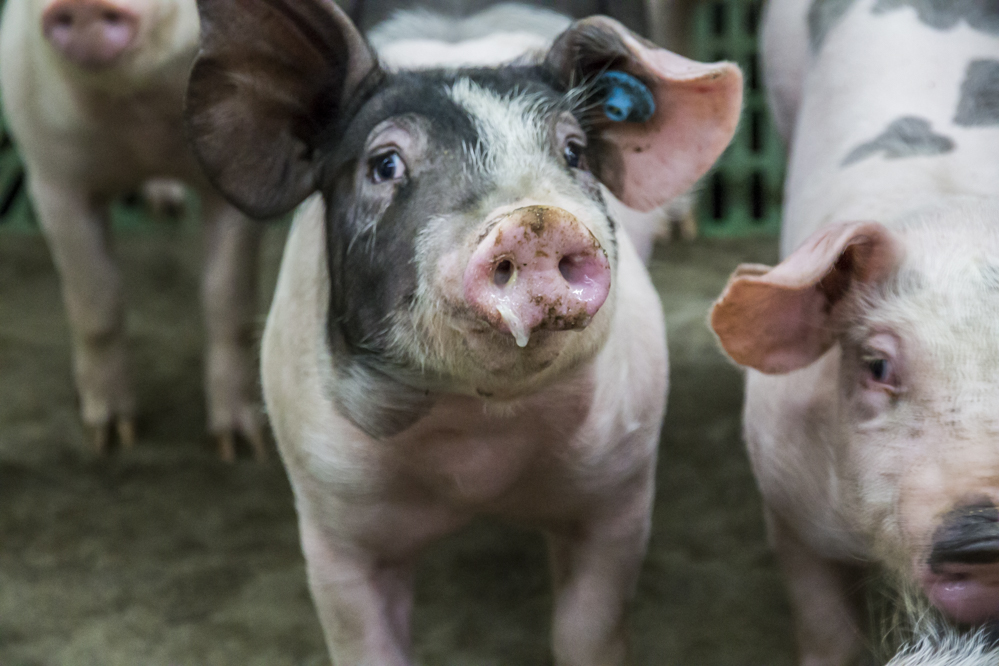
[[921, 528, 999, 624]]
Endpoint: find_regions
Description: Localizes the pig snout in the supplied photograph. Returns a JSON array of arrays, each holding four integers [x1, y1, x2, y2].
[[922, 502, 999, 624], [463, 206, 611, 348], [42, 0, 139, 69]]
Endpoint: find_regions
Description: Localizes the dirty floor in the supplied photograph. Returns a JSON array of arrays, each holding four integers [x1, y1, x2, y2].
[[0, 224, 796, 665]]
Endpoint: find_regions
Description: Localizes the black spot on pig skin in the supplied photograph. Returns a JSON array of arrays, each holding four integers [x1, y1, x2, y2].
[[841, 116, 954, 167], [808, 0, 861, 53], [955, 60, 999, 127], [929, 502, 999, 572], [872, 0, 999, 36]]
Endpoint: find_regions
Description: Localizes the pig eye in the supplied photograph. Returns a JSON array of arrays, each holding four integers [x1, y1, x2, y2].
[[563, 141, 585, 169], [863, 355, 897, 391], [369, 151, 406, 184], [868, 358, 889, 382]]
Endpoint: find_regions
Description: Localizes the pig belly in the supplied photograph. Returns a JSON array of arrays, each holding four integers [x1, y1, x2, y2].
[[261, 196, 666, 552]]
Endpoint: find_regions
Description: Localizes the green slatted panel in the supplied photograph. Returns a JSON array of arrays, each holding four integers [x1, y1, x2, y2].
[[692, 0, 784, 237]]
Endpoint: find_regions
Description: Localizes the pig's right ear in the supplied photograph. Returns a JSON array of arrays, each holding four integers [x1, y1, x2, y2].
[[185, 0, 377, 218], [710, 222, 900, 374]]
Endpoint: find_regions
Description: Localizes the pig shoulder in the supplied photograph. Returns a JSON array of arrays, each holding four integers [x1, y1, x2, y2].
[[261, 198, 665, 546]]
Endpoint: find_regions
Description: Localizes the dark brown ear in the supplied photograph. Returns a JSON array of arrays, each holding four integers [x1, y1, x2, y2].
[[710, 222, 900, 374], [545, 17, 743, 212], [186, 0, 377, 218]]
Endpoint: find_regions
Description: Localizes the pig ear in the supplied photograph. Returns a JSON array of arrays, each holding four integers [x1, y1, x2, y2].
[[710, 222, 900, 374], [545, 17, 743, 212], [186, 0, 377, 218]]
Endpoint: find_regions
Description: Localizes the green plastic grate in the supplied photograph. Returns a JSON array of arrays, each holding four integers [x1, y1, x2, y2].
[[691, 0, 784, 237]]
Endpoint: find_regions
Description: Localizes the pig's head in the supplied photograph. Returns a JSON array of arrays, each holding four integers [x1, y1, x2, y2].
[[185, 0, 741, 438], [711, 201, 999, 627], [35, 0, 199, 78]]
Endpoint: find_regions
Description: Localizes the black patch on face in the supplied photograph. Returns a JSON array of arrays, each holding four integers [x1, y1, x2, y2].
[[872, 0, 999, 36], [841, 116, 955, 167], [955, 59, 999, 127], [808, 0, 861, 53], [314, 66, 604, 437]]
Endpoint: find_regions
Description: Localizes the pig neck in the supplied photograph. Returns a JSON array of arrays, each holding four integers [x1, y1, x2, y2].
[[780, 0, 999, 257]]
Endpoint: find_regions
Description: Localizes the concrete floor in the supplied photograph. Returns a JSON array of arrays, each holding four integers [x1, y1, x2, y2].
[[0, 224, 796, 665]]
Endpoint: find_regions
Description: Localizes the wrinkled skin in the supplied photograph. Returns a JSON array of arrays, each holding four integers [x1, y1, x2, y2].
[[0, 0, 267, 459], [185, 0, 742, 663], [711, 1, 999, 664]]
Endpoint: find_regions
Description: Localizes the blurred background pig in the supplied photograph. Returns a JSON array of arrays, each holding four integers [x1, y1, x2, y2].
[[0, 0, 267, 460], [712, 0, 999, 664], [185, 0, 740, 663]]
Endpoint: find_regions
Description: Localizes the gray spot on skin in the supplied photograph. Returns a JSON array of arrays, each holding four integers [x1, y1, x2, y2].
[[872, 0, 999, 36], [842, 117, 955, 166], [955, 60, 999, 126], [809, 0, 861, 53]]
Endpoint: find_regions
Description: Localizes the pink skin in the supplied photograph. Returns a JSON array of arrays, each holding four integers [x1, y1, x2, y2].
[[463, 206, 611, 347], [921, 562, 999, 624], [42, 0, 138, 69]]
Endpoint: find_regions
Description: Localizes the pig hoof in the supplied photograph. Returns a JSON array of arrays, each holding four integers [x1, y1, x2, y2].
[[214, 426, 268, 464], [88, 417, 137, 455]]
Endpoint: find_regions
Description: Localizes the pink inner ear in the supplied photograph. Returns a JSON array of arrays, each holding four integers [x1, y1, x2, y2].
[[601, 26, 743, 212], [710, 222, 899, 374]]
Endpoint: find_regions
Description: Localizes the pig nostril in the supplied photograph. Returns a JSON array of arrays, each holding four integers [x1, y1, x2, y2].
[[53, 11, 74, 27], [494, 259, 513, 287], [558, 255, 586, 285], [102, 10, 124, 24]]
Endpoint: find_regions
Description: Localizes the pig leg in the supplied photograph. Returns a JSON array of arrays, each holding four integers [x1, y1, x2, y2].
[[200, 193, 266, 462], [767, 509, 867, 666], [299, 519, 415, 666], [29, 175, 135, 453], [546, 489, 653, 666]]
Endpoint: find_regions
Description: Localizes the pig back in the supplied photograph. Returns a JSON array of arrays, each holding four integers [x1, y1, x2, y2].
[[343, 0, 647, 36], [778, 0, 999, 255]]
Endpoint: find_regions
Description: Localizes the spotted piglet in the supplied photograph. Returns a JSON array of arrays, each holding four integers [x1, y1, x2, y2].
[[185, 0, 741, 663], [713, 1, 999, 664], [0, 0, 267, 459]]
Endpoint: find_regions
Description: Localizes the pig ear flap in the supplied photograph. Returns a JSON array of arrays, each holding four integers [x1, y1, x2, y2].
[[710, 222, 900, 374], [544, 17, 743, 212], [186, 0, 378, 218]]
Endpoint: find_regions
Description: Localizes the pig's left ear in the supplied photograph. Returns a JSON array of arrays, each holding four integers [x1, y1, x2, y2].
[[545, 17, 743, 212], [186, 0, 378, 219]]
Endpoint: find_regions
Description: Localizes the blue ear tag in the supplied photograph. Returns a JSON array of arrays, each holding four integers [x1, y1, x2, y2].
[[595, 71, 655, 123]]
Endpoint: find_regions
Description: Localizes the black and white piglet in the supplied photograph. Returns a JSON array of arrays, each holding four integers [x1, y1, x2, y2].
[[185, 0, 741, 663]]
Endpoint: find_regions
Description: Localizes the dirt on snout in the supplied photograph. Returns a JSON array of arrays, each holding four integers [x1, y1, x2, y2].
[[0, 225, 794, 665]]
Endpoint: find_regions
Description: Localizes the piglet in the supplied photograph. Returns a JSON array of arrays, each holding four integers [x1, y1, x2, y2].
[[185, 0, 742, 662], [0, 0, 266, 459]]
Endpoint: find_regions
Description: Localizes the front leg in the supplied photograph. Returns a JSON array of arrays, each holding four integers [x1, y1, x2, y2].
[[299, 517, 416, 666], [546, 481, 654, 666], [29, 174, 134, 452], [199, 193, 266, 461], [766, 508, 868, 666]]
